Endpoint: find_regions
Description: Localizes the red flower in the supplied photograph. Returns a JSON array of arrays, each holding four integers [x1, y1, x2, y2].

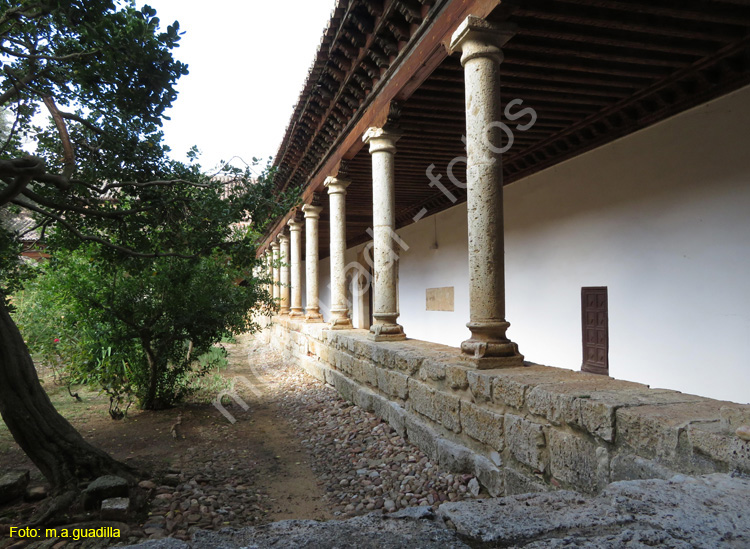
[[53, 338, 60, 343]]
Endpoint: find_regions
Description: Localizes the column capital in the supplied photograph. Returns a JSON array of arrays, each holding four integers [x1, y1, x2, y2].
[[270, 241, 279, 251], [324, 176, 351, 195], [287, 218, 303, 232], [449, 16, 517, 66], [363, 127, 402, 155], [302, 203, 323, 219], [277, 232, 289, 244]]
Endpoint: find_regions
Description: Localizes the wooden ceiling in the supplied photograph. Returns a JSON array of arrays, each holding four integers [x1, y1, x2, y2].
[[265, 0, 750, 259]]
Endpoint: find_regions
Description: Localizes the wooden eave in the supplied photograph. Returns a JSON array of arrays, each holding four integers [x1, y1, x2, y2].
[[262, 0, 750, 258]]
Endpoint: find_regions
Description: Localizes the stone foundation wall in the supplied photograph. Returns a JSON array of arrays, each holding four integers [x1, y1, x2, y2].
[[260, 317, 750, 496]]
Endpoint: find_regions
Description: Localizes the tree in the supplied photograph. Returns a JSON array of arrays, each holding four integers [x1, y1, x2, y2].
[[0, 0, 293, 517], [23, 172, 279, 411]]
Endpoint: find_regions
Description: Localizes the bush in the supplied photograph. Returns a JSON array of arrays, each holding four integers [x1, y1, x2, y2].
[[12, 244, 260, 412]]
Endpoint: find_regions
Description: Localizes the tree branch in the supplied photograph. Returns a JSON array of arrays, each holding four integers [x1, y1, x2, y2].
[[42, 96, 75, 180], [0, 157, 45, 206], [11, 198, 201, 259], [0, 44, 99, 63], [18, 186, 168, 220], [0, 69, 39, 105], [0, 173, 34, 206], [0, 156, 71, 192], [59, 111, 105, 135]]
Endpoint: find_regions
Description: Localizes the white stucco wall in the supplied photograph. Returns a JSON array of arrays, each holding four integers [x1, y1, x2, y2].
[[503, 85, 750, 404], [366, 85, 749, 404]]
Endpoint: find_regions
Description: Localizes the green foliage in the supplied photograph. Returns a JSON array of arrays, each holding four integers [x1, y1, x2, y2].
[[1, 1, 300, 414], [0, 225, 28, 306], [12, 239, 266, 412]]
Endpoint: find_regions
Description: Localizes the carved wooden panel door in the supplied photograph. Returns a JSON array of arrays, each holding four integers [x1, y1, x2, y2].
[[581, 287, 609, 375]]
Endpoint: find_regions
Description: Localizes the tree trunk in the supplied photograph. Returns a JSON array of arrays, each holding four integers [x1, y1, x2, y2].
[[0, 300, 134, 493], [141, 339, 161, 410]]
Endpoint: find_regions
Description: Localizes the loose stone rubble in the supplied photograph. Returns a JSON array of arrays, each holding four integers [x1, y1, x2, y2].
[[121, 342, 483, 544], [120, 473, 750, 548], [273, 359, 489, 516]]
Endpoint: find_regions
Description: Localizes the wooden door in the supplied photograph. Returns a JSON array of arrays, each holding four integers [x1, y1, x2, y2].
[[581, 287, 609, 375]]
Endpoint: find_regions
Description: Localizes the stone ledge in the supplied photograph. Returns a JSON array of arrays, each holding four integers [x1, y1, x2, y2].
[[120, 474, 750, 549], [264, 318, 750, 495]]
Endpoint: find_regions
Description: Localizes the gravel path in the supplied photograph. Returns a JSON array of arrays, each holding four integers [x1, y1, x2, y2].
[[239, 333, 485, 516], [133, 332, 483, 543]]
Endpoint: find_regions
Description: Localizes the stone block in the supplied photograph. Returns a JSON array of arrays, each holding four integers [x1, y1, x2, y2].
[[436, 391, 462, 433], [344, 336, 357, 354], [353, 386, 376, 412], [101, 497, 130, 521], [371, 345, 395, 369], [301, 357, 326, 382], [505, 414, 548, 472], [437, 439, 474, 474], [387, 401, 407, 436], [338, 352, 355, 375], [352, 338, 376, 359], [318, 344, 330, 363], [405, 414, 439, 460], [548, 430, 608, 493], [525, 380, 670, 443], [609, 454, 676, 482], [370, 390, 389, 421], [492, 367, 574, 411], [472, 454, 503, 497], [308, 339, 319, 357], [720, 404, 750, 430], [410, 380, 462, 433], [83, 475, 128, 510], [616, 401, 724, 464], [392, 349, 424, 375], [467, 371, 493, 402], [326, 369, 356, 403], [351, 359, 377, 387], [377, 369, 409, 400], [687, 423, 750, 475], [503, 467, 550, 496], [0, 470, 29, 505], [408, 379, 436, 421], [446, 364, 469, 391], [419, 359, 446, 382], [460, 401, 504, 452]]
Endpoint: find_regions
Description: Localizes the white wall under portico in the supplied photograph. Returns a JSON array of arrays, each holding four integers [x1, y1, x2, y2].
[[324, 84, 750, 404]]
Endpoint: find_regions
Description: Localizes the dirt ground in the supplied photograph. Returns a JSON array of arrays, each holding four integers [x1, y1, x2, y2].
[[0, 334, 331, 546]]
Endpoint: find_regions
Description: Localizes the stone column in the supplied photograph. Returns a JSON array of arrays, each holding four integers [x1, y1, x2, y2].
[[270, 241, 280, 306], [267, 250, 274, 297], [450, 16, 523, 367], [278, 231, 291, 315], [324, 176, 353, 329], [287, 217, 304, 317], [363, 127, 406, 341], [302, 203, 324, 322]]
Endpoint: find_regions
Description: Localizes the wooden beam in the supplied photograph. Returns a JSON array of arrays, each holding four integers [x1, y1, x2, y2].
[[263, 0, 502, 246]]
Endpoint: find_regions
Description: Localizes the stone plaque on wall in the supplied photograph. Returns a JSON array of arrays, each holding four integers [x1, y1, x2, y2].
[[426, 287, 454, 312]]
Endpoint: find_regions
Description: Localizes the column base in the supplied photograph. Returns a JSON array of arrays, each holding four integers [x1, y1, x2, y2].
[[329, 316, 353, 330], [289, 308, 304, 317], [304, 310, 324, 323], [460, 353, 525, 370], [369, 322, 406, 342], [280, 309, 290, 316], [460, 320, 524, 368]]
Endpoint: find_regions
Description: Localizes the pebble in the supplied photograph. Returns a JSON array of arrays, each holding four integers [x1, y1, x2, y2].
[[141, 337, 482, 534], [737, 426, 750, 441], [468, 478, 480, 497]]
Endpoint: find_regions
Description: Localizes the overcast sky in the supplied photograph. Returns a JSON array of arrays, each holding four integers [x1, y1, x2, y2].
[[137, 0, 336, 172]]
